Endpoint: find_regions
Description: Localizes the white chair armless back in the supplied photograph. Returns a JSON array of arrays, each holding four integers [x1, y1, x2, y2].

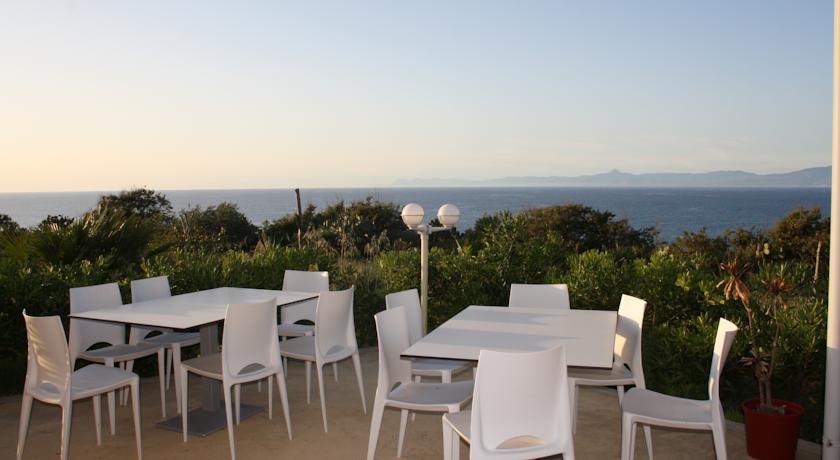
[[708, 319, 738, 407], [472, 345, 572, 455], [281, 270, 329, 324], [222, 299, 282, 379], [373, 306, 414, 391], [69, 282, 125, 364], [384, 289, 423, 345], [615, 295, 647, 381], [129, 276, 172, 343], [508, 283, 570, 309], [23, 311, 71, 400], [314, 287, 357, 358]]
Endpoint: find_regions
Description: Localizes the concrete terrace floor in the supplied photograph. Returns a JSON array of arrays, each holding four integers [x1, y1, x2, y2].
[[0, 348, 820, 460]]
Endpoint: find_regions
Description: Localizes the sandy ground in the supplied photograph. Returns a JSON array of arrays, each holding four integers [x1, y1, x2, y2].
[[0, 348, 820, 459]]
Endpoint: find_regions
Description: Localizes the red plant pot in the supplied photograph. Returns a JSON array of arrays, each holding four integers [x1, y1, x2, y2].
[[741, 399, 805, 460]]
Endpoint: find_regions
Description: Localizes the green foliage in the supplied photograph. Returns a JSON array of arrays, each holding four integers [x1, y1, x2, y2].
[[98, 188, 174, 220], [0, 214, 21, 233], [175, 202, 259, 252], [563, 250, 626, 309]]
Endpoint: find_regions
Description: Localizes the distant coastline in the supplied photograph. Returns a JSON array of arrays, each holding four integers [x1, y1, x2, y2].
[[394, 166, 831, 188]]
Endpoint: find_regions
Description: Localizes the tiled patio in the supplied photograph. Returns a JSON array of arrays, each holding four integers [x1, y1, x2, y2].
[[0, 348, 820, 459]]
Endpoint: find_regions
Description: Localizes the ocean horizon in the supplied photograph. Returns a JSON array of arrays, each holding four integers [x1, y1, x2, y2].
[[0, 186, 830, 242]]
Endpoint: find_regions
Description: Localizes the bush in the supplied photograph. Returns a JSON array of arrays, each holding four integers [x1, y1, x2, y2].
[[563, 250, 626, 309], [175, 203, 259, 252]]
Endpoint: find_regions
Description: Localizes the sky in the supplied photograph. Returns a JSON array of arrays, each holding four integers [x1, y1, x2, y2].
[[0, 0, 834, 192]]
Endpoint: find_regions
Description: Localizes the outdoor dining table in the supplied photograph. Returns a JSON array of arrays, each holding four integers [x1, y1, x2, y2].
[[68, 286, 318, 436], [402, 305, 618, 368]]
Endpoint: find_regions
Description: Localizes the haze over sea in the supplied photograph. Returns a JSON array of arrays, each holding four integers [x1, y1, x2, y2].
[[0, 187, 830, 242]]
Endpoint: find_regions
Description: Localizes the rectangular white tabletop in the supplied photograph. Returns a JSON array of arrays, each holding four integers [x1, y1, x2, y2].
[[402, 306, 618, 368], [68, 287, 318, 330]]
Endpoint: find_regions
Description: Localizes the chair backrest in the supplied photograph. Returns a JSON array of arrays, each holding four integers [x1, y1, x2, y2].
[[131, 275, 171, 303], [69, 282, 125, 364], [281, 270, 329, 324], [314, 287, 357, 358], [373, 306, 414, 392], [128, 276, 172, 343], [508, 283, 570, 309], [614, 294, 647, 383], [471, 345, 573, 456], [708, 318, 738, 405], [23, 311, 71, 399], [222, 299, 282, 381], [384, 289, 423, 345]]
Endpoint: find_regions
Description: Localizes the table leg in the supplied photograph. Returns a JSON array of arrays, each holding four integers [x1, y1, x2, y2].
[[199, 323, 221, 411]]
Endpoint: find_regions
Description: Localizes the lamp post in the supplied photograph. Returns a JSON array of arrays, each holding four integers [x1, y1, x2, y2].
[[401, 203, 460, 334]]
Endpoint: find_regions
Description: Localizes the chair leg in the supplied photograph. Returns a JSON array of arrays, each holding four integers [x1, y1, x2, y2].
[[172, 345, 183, 415], [305, 361, 312, 404], [451, 422, 461, 460], [397, 409, 409, 457], [411, 375, 421, 422], [316, 364, 328, 432], [130, 379, 143, 460], [274, 371, 292, 440], [104, 358, 117, 435], [617, 385, 625, 405], [365, 394, 386, 460], [60, 402, 73, 460], [257, 380, 262, 393], [157, 349, 167, 419], [181, 367, 189, 443], [16, 393, 33, 460], [620, 415, 634, 460], [333, 362, 339, 382], [165, 348, 173, 391], [122, 360, 135, 406], [235, 384, 241, 425], [92, 394, 102, 446], [267, 375, 274, 420], [643, 425, 653, 460], [442, 417, 452, 460], [352, 353, 367, 414], [223, 384, 237, 460], [572, 382, 579, 434], [712, 422, 727, 460]]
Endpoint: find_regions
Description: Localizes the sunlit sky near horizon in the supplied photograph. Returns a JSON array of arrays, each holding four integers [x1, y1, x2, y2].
[[0, 0, 833, 192]]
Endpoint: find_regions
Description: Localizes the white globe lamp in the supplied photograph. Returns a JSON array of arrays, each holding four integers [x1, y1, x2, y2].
[[436, 204, 460, 228], [401, 203, 425, 229]]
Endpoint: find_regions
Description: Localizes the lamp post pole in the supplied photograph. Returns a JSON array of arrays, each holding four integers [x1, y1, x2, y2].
[[401, 203, 460, 334]]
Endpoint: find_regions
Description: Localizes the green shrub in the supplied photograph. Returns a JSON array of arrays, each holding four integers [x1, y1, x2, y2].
[[563, 250, 626, 309]]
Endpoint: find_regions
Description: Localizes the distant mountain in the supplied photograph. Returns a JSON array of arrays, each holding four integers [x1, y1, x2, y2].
[[393, 166, 831, 188]]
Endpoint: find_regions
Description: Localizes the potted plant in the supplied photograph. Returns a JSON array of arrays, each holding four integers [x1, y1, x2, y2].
[[718, 259, 805, 460]]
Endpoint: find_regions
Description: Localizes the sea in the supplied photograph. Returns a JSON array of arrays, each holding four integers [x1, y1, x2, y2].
[[0, 187, 831, 243]]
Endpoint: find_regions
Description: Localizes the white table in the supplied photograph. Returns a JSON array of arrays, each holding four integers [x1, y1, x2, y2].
[[402, 306, 618, 368], [69, 287, 318, 436]]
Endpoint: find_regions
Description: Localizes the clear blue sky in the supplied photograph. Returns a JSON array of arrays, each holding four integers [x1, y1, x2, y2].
[[0, 0, 833, 191]]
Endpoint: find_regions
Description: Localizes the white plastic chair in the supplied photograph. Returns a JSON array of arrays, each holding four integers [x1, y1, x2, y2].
[[442, 345, 575, 459], [277, 270, 339, 381], [69, 282, 165, 432], [179, 299, 292, 460], [18, 311, 142, 460], [130, 276, 199, 416], [620, 318, 738, 460], [278, 287, 366, 432], [508, 283, 570, 309], [366, 306, 474, 460], [569, 294, 652, 458], [385, 289, 472, 383]]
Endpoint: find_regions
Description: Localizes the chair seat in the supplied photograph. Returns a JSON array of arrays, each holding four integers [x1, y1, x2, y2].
[[277, 323, 314, 337], [143, 331, 200, 347], [72, 364, 138, 399], [622, 388, 713, 425], [412, 359, 472, 377], [443, 409, 471, 441], [568, 363, 634, 385], [182, 353, 224, 379], [78, 342, 161, 363], [388, 380, 474, 412], [278, 335, 356, 363]]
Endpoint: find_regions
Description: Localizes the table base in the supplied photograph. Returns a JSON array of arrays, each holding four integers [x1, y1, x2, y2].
[[157, 403, 263, 437]]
